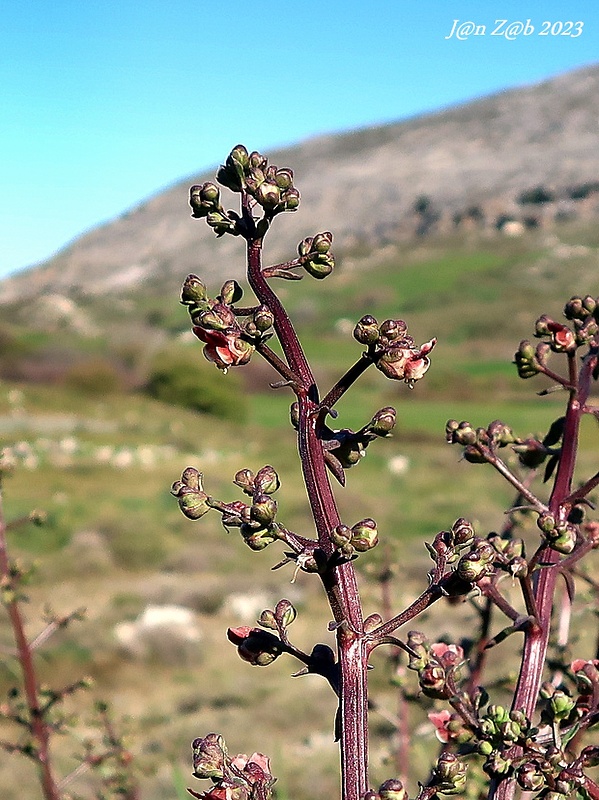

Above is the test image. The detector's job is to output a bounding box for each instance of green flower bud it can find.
[484,752,512,777]
[434,752,468,794]
[253,305,275,332]
[330,524,352,547]
[457,551,493,582]
[274,599,297,628]
[171,485,210,520]
[550,527,576,554]
[478,741,493,756]
[378,778,408,800]
[233,468,255,495]
[304,253,334,279]
[254,465,280,495]
[250,494,278,526]
[230,144,250,169]
[258,609,277,630]
[192,733,226,779]
[350,518,378,552]
[297,236,313,257]
[353,315,380,345]
[181,274,208,306]
[283,187,300,211]
[379,319,408,342]
[516,763,546,791]
[242,528,278,551]
[549,690,575,720]
[219,280,243,305]
[255,182,281,210]
[366,407,396,436]
[206,210,237,237]
[406,630,428,671]
[514,339,540,379]
[311,231,333,254]
[451,518,475,547]
[290,402,300,429]
[274,168,294,189]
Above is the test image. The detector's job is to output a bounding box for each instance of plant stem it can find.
[245,232,369,800]
[493,344,598,800]
[0,483,60,800]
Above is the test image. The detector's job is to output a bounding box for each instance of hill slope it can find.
[1,63,599,303]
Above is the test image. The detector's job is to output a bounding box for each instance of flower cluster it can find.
[181,274,275,371]
[353,315,436,386]
[190,734,275,800]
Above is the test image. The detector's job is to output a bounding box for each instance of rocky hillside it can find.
[2,62,599,302]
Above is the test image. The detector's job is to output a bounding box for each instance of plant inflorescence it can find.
[173,145,599,800]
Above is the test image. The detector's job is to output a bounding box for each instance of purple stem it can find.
[244,226,369,800]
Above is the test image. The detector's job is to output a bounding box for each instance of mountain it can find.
[2,63,599,303]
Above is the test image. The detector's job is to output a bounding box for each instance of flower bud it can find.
[535,315,554,337]
[283,187,300,211]
[297,236,313,257]
[192,733,226,779]
[274,168,294,189]
[379,319,408,342]
[190,183,220,218]
[311,231,333,254]
[250,494,277,526]
[274,599,297,628]
[230,144,250,171]
[304,253,334,279]
[514,438,548,469]
[549,690,575,720]
[378,779,408,800]
[451,518,475,547]
[367,407,396,437]
[550,527,576,554]
[406,630,428,671]
[354,315,380,345]
[434,752,468,794]
[227,626,283,666]
[258,609,277,630]
[181,274,208,306]
[233,469,255,495]
[330,524,352,547]
[419,663,447,698]
[516,762,545,791]
[219,280,243,305]
[457,550,493,582]
[206,210,237,237]
[253,305,274,332]
[514,339,539,379]
[254,465,280,495]
[350,518,379,552]
[255,182,281,211]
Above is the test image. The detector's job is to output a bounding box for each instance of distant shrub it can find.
[64,357,123,395]
[566,180,599,200]
[145,346,247,421]
[517,185,555,205]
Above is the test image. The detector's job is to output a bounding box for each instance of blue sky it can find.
[1,1,598,278]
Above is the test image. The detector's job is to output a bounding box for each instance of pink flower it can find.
[430,642,464,667]
[376,338,436,385]
[193,327,254,370]
[428,709,452,743]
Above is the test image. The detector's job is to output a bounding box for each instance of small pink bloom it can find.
[428,709,452,743]
[193,327,254,370]
[227,626,253,645]
[430,642,464,665]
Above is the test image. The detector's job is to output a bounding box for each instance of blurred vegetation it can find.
[145,345,248,421]
[0,223,597,798]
